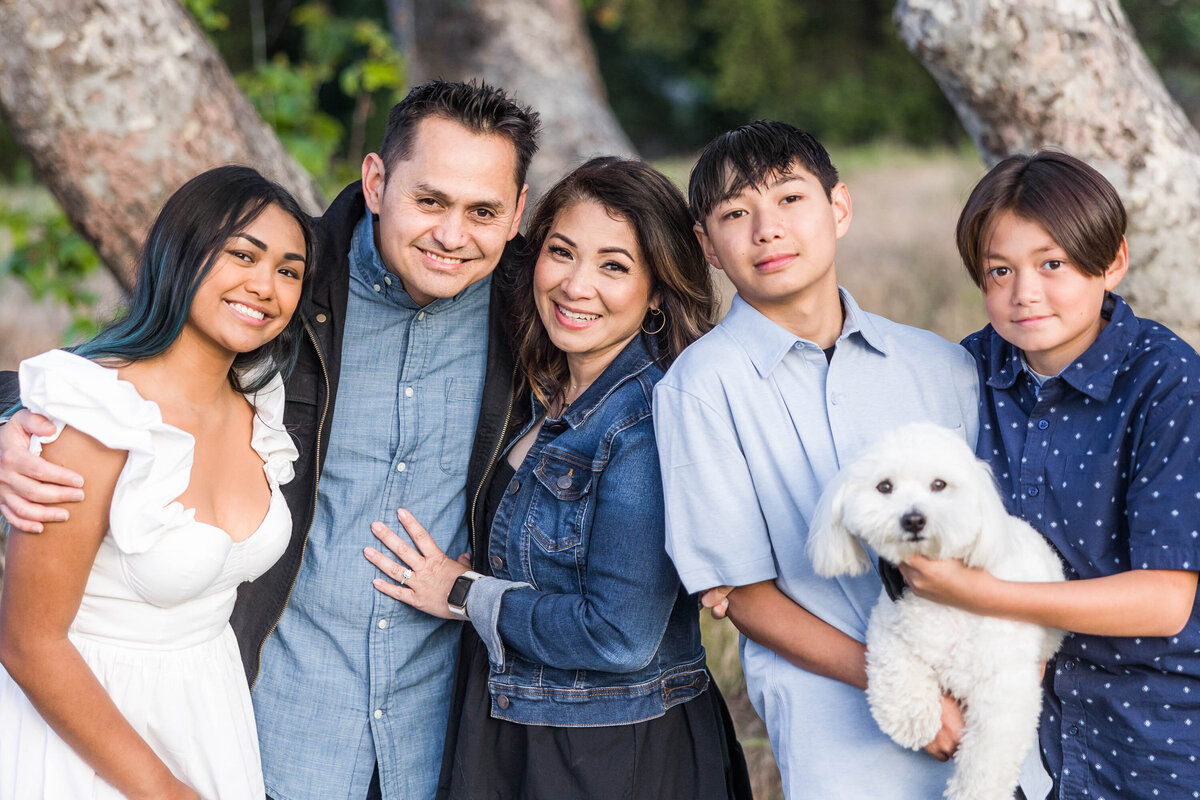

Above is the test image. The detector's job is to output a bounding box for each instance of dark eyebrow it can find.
[414,182,506,214]
[984,244,1063,260]
[599,246,634,260]
[549,232,576,248]
[234,233,305,265]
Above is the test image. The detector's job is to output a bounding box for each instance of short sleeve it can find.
[652,380,777,593]
[1126,389,1200,571]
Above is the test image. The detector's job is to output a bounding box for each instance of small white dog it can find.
[808,422,1064,800]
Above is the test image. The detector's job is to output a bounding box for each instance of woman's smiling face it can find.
[533,200,656,379]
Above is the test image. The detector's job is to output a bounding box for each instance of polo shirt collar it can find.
[985,292,1138,401]
[725,288,889,378]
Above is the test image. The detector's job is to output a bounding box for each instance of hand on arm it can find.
[0,409,85,532]
[724,579,963,760]
[0,427,199,800]
[899,555,1198,637]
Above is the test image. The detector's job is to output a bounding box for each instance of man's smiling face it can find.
[362,114,527,306]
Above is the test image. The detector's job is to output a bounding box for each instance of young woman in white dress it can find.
[0,166,312,799]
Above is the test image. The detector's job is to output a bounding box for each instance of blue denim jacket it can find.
[464,335,709,726]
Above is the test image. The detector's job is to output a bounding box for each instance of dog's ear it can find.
[807,467,871,577]
[962,456,1008,569]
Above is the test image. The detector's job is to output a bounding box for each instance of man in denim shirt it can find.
[0,82,539,800]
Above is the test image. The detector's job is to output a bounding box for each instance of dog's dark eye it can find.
[876,480,893,494]
[931,479,947,492]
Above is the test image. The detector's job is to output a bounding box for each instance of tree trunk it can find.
[894,0,1200,344]
[384,0,636,201]
[0,0,324,290]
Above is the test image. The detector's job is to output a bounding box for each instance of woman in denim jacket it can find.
[365,157,752,799]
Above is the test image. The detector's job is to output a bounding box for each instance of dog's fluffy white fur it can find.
[808,422,1065,800]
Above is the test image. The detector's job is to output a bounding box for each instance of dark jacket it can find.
[0,181,530,684]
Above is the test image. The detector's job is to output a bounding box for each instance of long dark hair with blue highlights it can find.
[74,165,315,394]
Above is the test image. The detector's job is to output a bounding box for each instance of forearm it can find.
[975,568,1197,637]
[495,584,676,673]
[725,580,868,690]
[0,637,181,799]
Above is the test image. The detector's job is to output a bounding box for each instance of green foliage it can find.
[0,201,102,342]
[589,0,968,150]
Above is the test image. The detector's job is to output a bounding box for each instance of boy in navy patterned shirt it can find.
[899,151,1200,800]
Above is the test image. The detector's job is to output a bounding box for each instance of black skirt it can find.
[435,627,753,800]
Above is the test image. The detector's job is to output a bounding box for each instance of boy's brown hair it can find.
[956,151,1126,288]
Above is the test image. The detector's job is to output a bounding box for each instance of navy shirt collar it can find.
[985,292,1138,402]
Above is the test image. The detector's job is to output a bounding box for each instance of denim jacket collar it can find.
[531,335,657,430]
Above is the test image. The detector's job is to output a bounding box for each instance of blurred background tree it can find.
[3,4,1200,794]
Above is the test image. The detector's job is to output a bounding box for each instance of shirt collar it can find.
[724,288,889,378]
[985,292,1138,401]
[537,335,657,429]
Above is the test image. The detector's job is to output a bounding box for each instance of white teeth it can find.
[423,250,465,265]
[227,301,266,320]
[557,304,599,321]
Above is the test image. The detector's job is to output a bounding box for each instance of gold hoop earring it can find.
[642,307,666,335]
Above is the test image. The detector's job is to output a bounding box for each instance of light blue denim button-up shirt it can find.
[253,214,490,800]
[654,290,978,799]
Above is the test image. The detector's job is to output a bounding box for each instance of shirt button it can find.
[373,284,381,292]
[1068,725,1079,736]
[405,387,414,398]
[556,474,572,490]
[490,554,503,570]
[1038,419,1049,430]
[378,619,388,629]
[384,275,392,286]
[373,709,383,719]
[496,695,511,710]
[397,462,407,472]
[417,311,426,322]
[506,480,521,495]
[1027,486,1039,497]
[1063,659,1075,671]
[315,313,327,324]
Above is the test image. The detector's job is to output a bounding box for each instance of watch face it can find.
[448,574,474,607]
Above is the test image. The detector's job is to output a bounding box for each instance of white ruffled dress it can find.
[0,350,296,799]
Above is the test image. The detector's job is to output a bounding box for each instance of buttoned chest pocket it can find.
[440,377,484,476]
[527,455,595,553]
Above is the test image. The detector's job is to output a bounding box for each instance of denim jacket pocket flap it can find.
[528,455,594,552]
[532,455,594,501]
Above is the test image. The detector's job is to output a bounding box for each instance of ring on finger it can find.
[399,567,414,586]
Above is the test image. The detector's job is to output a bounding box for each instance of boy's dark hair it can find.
[688,120,840,227]
[378,79,540,189]
[957,151,1127,289]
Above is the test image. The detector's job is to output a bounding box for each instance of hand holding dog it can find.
[899,555,1001,614]
[922,693,964,762]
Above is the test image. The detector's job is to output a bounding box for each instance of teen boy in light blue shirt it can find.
[653,121,978,798]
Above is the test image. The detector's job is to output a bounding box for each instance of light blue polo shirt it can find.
[653,290,978,799]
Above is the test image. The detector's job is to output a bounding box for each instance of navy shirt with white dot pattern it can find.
[963,293,1200,800]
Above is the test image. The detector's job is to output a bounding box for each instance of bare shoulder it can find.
[39,427,128,532]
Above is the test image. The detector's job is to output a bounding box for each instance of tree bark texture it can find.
[0,0,324,290]
[895,0,1200,343]
[386,0,636,201]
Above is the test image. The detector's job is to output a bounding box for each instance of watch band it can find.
[447,570,483,621]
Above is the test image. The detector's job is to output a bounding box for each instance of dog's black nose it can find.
[900,511,926,534]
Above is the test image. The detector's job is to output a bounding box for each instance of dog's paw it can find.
[869,697,943,750]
